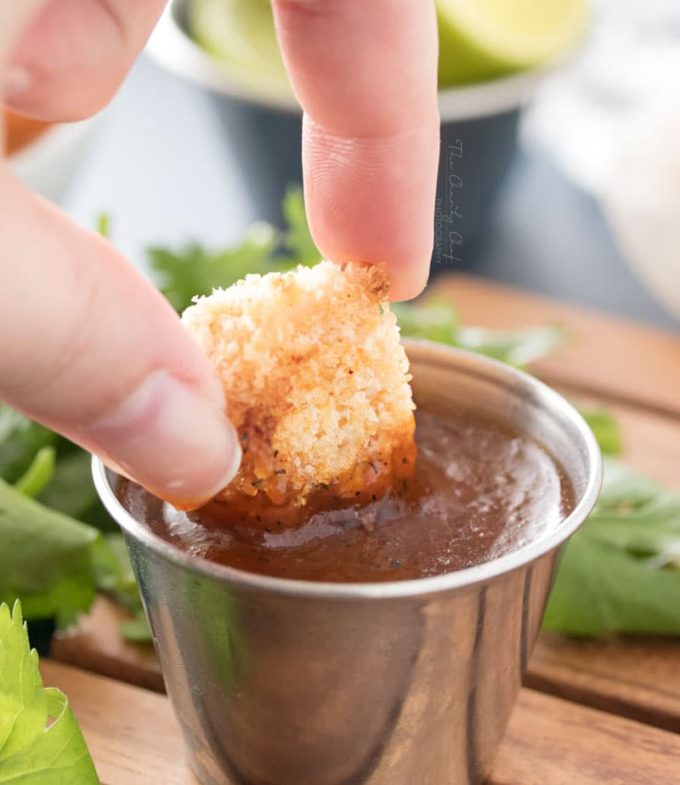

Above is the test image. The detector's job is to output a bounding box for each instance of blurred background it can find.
[5,0,680,327]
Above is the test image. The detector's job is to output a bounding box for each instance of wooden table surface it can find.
[46,274,680,783]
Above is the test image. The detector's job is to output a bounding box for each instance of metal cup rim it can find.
[92,340,602,600]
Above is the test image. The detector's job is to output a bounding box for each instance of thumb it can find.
[0,169,240,508]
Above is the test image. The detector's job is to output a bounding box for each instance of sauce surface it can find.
[118,409,574,582]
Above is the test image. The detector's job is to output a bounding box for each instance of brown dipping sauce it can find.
[118,408,574,582]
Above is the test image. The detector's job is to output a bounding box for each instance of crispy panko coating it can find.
[182,261,416,512]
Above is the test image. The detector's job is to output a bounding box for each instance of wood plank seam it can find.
[524,671,680,735]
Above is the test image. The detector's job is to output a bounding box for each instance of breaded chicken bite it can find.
[182,261,416,512]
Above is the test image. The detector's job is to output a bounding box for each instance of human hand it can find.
[1,2,241,508]
[271,0,440,301]
[0,0,438,507]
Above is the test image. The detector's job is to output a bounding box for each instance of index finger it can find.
[272,0,440,301]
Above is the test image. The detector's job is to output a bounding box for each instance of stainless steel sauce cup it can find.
[93,341,602,785]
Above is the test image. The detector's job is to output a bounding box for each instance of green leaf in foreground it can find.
[0,478,101,627]
[0,602,98,784]
[580,407,623,457]
[544,460,680,636]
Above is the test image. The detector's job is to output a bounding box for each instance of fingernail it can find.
[3,66,32,99]
[86,370,241,507]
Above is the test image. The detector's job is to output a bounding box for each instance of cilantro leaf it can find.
[93,534,141,611]
[119,611,152,644]
[96,212,111,239]
[392,298,459,344]
[0,404,108,526]
[0,602,98,784]
[91,533,152,644]
[394,298,563,367]
[544,460,680,636]
[280,186,322,267]
[149,223,277,312]
[544,529,680,637]
[37,447,111,528]
[14,447,56,498]
[0,405,56,485]
[148,188,320,314]
[0,478,102,627]
[0,403,121,625]
[455,323,565,367]
[580,407,623,457]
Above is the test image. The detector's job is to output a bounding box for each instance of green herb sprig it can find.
[0,601,99,783]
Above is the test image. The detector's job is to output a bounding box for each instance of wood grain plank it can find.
[41,661,680,785]
[436,274,680,417]
[489,689,680,785]
[527,634,680,734]
[51,599,164,693]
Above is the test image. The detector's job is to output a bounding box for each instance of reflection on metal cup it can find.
[93,341,601,785]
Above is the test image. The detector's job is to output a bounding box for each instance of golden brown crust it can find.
[182,261,416,511]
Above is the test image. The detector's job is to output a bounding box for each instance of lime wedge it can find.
[188,0,289,88]
[436,0,588,86]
